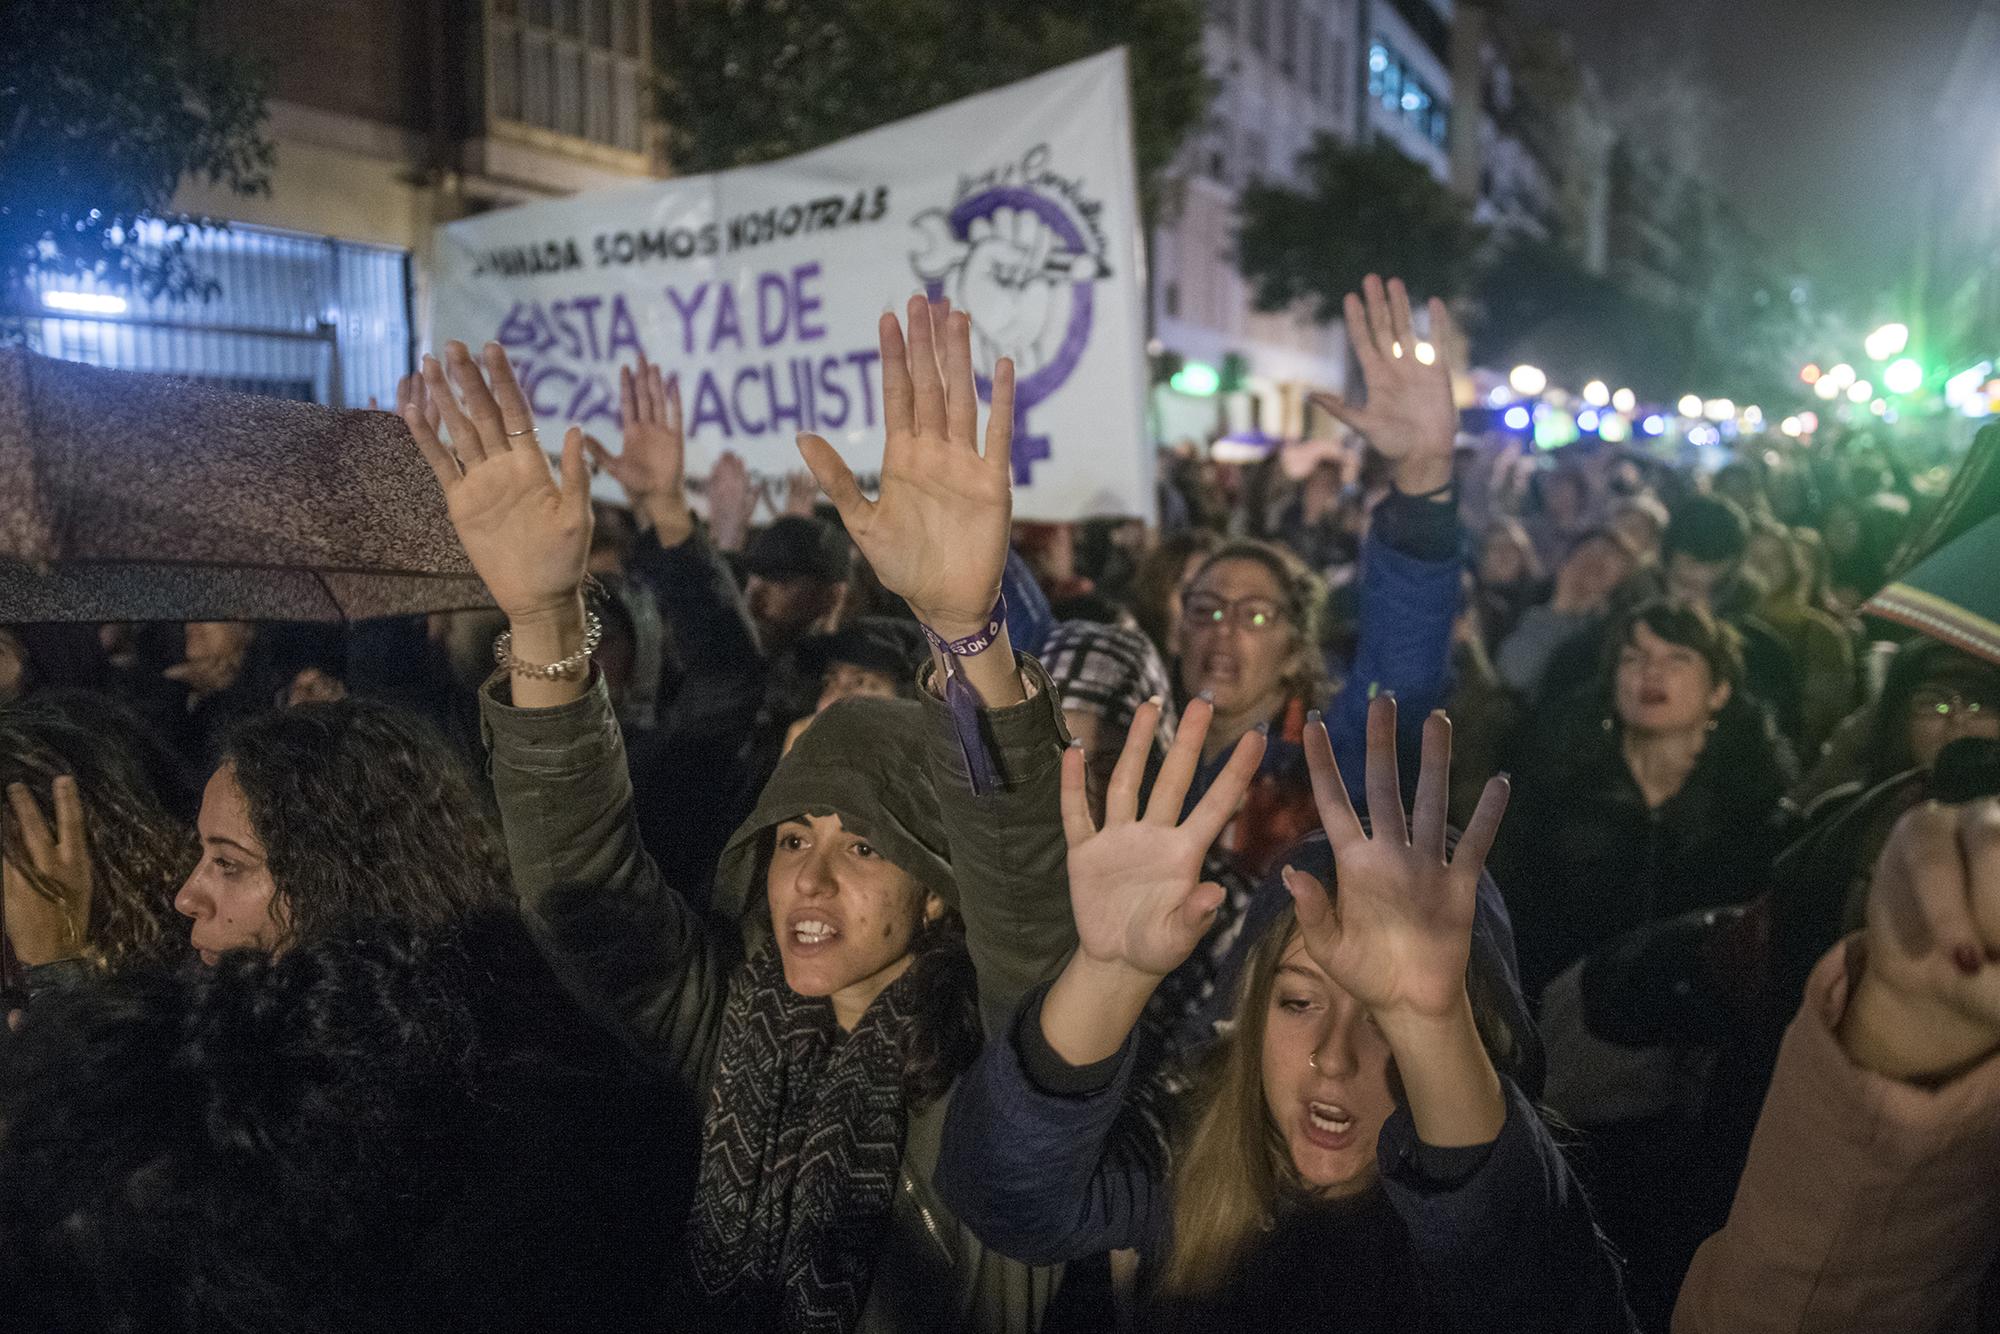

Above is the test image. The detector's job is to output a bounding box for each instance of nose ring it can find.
[1308,1051,1319,1071]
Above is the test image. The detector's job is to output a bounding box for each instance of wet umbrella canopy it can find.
[1866,510,2000,668]
[0,348,491,622]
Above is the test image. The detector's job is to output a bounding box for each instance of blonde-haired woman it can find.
[935,696,1635,1331]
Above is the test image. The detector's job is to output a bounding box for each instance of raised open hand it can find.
[1283,696,1509,1022]
[796,293,1016,638]
[1062,696,1266,979]
[584,355,685,534]
[782,469,820,518]
[1842,797,2000,1080]
[705,451,757,553]
[1309,275,1460,493]
[4,777,92,966]
[400,341,591,624]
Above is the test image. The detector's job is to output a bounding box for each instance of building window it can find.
[12,221,412,408]
[1368,40,1449,148]
[488,0,648,154]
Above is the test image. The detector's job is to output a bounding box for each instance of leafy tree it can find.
[0,0,273,302]
[654,0,1209,221]
[1235,138,1489,317]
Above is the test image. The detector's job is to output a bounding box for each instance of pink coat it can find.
[1675,937,2000,1332]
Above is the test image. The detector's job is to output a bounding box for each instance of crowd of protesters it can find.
[1,271,1997,1334]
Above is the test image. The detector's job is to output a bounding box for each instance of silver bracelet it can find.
[493,611,602,680]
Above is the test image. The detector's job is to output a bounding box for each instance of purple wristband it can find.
[919,594,1008,658]
[921,593,1008,797]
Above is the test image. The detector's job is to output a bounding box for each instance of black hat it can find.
[742,515,851,584]
[797,616,928,690]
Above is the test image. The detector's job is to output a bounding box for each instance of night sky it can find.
[1520,0,1984,313]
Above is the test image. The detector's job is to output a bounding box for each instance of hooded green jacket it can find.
[480,658,1075,1333]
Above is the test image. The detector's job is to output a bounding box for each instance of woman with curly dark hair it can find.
[173,699,512,961]
[4,666,693,1332]
[3,692,197,986]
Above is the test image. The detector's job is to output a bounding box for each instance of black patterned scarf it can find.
[687,942,926,1334]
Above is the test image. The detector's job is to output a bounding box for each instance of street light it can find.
[1583,380,1610,407]
[41,289,128,315]
[1883,357,1924,395]
[1612,387,1636,414]
[1678,394,1704,417]
[1847,379,1874,403]
[1169,361,1221,396]
[1509,364,1547,396]
[1864,322,1910,361]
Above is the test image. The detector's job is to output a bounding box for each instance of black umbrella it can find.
[0,348,490,622]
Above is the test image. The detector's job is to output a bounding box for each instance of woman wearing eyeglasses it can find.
[1142,280,1474,1040]
[1173,279,1468,885]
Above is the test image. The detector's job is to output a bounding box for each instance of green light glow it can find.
[1169,361,1220,396]
[1883,357,1924,395]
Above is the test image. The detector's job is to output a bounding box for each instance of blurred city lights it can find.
[1800,363,1822,384]
[1535,407,1579,450]
[1945,362,1993,406]
[41,289,128,315]
[1799,411,1818,433]
[1582,380,1610,407]
[1509,364,1548,395]
[1611,387,1636,414]
[1169,360,1220,396]
[1743,405,1764,427]
[1780,416,1802,437]
[1814,377,1841,400]
[1864,322,1910,361]
[1883,357,1924,395]
[1828,362,1857,387]
[1870,398,1889,416]
[1598,413,1630,443]
[1641,414,1666,435]
[1702,398,1736,421]
[1487,386,1514,407]
[1677,394,1704,417]
[1847,380,1873,403]
[1503,405,1531,430]
[1577,408,1601,431]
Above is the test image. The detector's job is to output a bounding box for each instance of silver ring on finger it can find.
[505,425,538,438]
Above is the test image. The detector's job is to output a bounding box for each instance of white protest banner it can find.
[431,49,1152,522]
